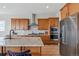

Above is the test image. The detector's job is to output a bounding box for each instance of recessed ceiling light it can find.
[3,6,6,8]
[46,5,49,8]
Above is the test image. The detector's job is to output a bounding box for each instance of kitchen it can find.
[0,3,79,56]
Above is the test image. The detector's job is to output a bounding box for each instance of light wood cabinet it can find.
[11,19,16,30]
[41,45,59,56]
[6,47,21,52]
[49,17,59,27]
[41,35,50,44]
[60,4,69,20]
[68,3,79,15]
[60,3,79,20]
[20,19,29,30]
[38,18,49,30]
[15,19,20,30]
[11,18,29,30]
[25,47,40,56]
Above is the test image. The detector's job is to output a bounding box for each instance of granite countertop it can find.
[0,37,44,46]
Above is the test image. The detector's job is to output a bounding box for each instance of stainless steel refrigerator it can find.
[60,13,79,56]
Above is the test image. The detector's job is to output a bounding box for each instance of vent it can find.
[29,13,38,26]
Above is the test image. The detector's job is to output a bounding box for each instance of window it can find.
[0,21,5,31]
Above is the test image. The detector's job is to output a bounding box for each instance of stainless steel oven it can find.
[50,27,58,40]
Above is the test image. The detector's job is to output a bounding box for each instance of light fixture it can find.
[2,6,6,8]
[46,5,49,8]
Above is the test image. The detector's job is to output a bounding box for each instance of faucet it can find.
[9,29,17,39]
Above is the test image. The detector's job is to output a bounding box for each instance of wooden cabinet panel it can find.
[20,19,29,30]
[60,3,79,20]
[41,45,59,56]
[49,17,59,27]
[68,3,79,15]
[11,19,16,30]
[11,18,29,30]
[15,19,20,30]
[25,47,40,56]
[38,19,49,30]
[41,35,50,44]
[60,5,69,20]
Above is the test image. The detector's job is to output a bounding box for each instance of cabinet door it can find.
[61,5,69,20]
[49,18,59,27]
[38,19,49,30]
[68,3,79,15]
[41,45,59,56]
[23,19,29,30]
[15,19,20,30]
[11,19,16,30]
[20,19,29,30]
[41,35,50,44]
[11,18,29,30]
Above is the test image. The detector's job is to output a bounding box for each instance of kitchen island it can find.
[0,37,44,56]
[0,35,59,56]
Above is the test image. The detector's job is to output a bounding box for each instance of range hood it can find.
[29,13,38,26]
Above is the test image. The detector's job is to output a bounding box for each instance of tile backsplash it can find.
[15,30,48,35]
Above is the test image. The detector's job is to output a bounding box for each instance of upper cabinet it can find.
[68,3,79,15]
[38,18,49,30]
[19,19,29,30]
[11,19,16,30]
[49,17,59,27]
[60,4,69,20]
[15,19,20,30]
[60,3,79,20]
[11,18,29,30]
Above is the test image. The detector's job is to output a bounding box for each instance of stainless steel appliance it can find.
[50,27,58,40]
[60,13,79,56]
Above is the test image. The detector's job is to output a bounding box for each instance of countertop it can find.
[0,37,44,46]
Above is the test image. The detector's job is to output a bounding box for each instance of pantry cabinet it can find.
[11,18,29,30]
[38,18,49,30]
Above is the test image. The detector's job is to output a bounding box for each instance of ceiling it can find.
[0,3,65,16]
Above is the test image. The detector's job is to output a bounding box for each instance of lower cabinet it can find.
[25,47,41,56]
[6,47,21,52]
[41,45,59,56]
[0,45,59,56]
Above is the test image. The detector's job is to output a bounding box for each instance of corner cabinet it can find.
[11,18,29,30]
[38,18,49,30]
